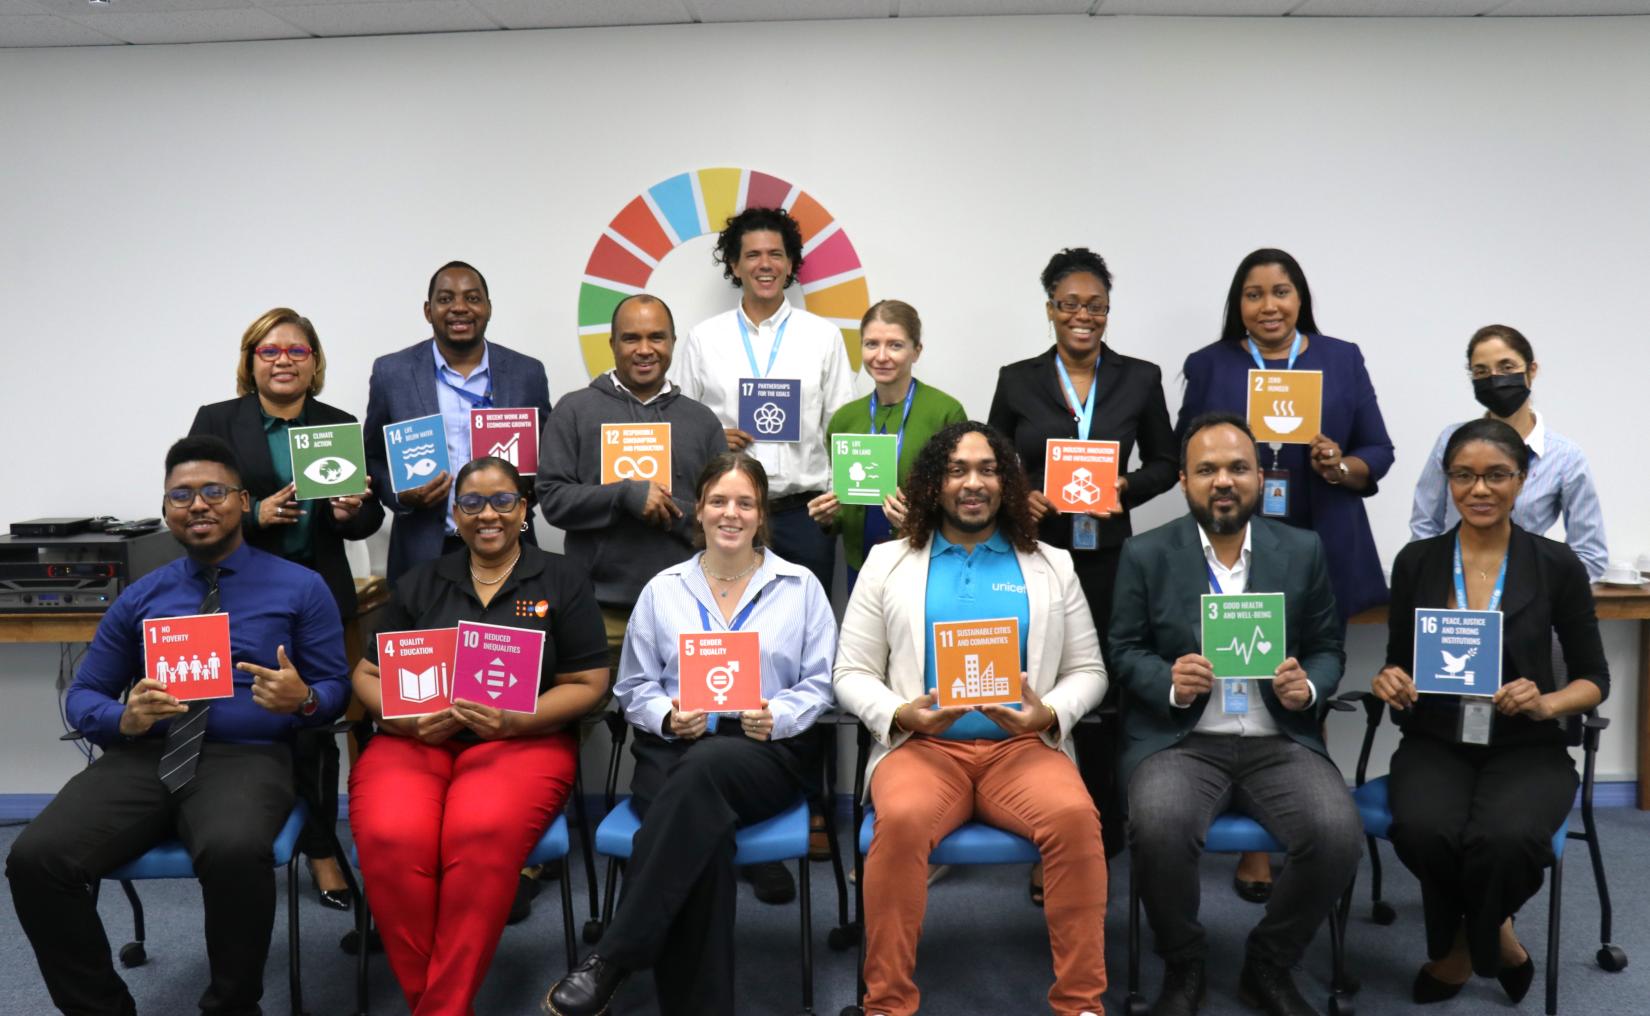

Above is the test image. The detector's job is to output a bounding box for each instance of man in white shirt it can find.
[1108,412,1361,1016]
[674,207,856,598]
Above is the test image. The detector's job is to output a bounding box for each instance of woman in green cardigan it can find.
[808,300,968,589]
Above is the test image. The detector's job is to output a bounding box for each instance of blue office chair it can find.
[1337,691,1627,1016]
[591,712,821,1015]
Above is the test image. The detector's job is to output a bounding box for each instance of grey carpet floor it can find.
[1,807,1646,1015]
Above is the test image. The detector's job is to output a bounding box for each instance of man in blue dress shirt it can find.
[6,435,349,1016]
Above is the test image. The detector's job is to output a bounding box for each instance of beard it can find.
[941,504,995,535]
[1186,487,1257,536]
[173,520,240,562]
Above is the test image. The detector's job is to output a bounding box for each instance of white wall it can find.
[2,14,1646,794]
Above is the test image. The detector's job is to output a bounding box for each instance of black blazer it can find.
[190,394,385,619]
[1384,524,1610,747]
[988,343,1178,552]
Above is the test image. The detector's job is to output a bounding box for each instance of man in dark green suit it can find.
[1109,412,1361,1016]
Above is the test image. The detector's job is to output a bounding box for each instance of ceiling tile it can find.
[62,7,304,41]
[1096,0,1296,13]
[1490,0,1650,12]
[264,0,494,35]
[466,0,690,28]
[898,0,1091,14]
[30,0,250,12]
[0,12,123,44]
[690,0,890,22]
[1293,0,1496,14]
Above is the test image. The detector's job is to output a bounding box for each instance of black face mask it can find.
[1473,373,1530,417]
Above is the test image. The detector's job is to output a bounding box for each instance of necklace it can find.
[701,556,759,597]
[469,549,521,586]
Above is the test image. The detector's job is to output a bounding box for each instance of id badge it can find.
[1458,699,1493,745]
[1072,514,1099,551]
[1222,679,1250,715]
[1262,468,1290,518]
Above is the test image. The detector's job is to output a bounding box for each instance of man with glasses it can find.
[6,435,350,1016]
[365,260,554,582]
[535,293,727,669]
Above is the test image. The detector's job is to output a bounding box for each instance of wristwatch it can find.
[299,686,319,717]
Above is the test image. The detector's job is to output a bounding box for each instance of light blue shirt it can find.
[1409,413,1608,580]
[431,342,493,535]
[615,550,837,740]
[924,530,1032,741]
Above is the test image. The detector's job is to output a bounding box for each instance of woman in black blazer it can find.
[190,307,383,909]
[1373,418,1608,1005]
[987,248,1177,886]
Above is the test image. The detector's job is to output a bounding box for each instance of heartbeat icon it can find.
[1216,626,1274,665]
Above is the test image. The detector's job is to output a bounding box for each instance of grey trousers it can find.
[1127,733,1362,967]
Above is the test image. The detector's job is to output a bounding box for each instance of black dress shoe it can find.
[1497,953,1535,1003]
[543,953,625,1016]
[508,872,542,925]
[1411,965,1467,1004]
[1151,958,1206,1016]
[742,861,796,904]
[306,859,353,912]
[1238,957,1318,1016]
[1233,873,1273,904]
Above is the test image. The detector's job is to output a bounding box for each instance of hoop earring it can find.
[520,521,529,532]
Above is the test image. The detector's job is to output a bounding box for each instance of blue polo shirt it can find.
[924,529,1031,741]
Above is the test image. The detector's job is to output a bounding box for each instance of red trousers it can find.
[349,732,577,1016]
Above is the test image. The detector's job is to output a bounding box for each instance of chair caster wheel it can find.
[1598,944,1629,972]
[1371,901,1397,925]
[1328,994,1354,1016]
[826,924,861,951]
[1125,995,1150,1016]
[118,942,146,968]
[582,919,603,944]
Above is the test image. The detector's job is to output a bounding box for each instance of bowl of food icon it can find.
[1262,416,1304,435]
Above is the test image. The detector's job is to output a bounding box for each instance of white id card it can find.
[1072,514,1099,551]
[1222,679,1250,715]
[1458,699,1493,745]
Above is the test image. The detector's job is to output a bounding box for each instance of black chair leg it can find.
[288,855,304,1016]
[1366,834,1395,925]
[1546,853,1564,1016]
[1126,851,1146,1016]
[600,857,621,932]
[355,905,372,1016]
[1333,874,1360,996]
[825,799,849,932]
[571,764,602,943]
[798,857,814,1014]
[117,880,148,968]
[559,856,578,971]
[846,810,866,1016]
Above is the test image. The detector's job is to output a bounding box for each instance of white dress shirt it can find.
[675,299,855,497]
[1171,523,1313,736]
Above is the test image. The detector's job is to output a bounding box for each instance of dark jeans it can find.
[768,501,835,598]
[292,728,339,861]
[1387,732,1576,976]
[1127,733,1361,967]
[6,740,295,1016]
[598,729,816,1016]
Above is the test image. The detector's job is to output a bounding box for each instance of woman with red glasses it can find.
[189,307,383,910]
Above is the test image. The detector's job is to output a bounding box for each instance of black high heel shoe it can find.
[1412,965,1467,1004]
[306,858,353,912]
[1498,952,1535,1003]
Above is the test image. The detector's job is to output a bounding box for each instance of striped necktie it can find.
[158,566,219,793]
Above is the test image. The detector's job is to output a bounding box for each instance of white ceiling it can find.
[2,0,1647,48]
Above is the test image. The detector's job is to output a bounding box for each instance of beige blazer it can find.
[832,535,1107,796]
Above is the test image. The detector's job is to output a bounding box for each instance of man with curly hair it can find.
[833,421,1109,1016]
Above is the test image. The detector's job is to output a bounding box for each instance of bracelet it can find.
[891,702,910,733]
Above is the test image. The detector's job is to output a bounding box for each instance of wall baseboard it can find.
[4,783,1642,824]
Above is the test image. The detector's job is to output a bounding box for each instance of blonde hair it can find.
[236,308,326,398]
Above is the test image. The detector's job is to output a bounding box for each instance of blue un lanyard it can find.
[1247,332,1303,371]
[736,313,789,379]
[1453,535,1507,612]
[696,590,763,632]
[434,362,493,408]
[870,380,918,463]
[1054,357,1097,439]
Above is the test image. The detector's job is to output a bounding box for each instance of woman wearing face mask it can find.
[1176,248,1395,903]
[808,300,968,590]
[1409,324,1607,580]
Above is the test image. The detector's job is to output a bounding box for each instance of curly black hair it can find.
[902,422,1038,554]
[1040,247,1113,296]
[713,207,805,290]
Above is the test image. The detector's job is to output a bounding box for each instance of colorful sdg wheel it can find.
[577,167,871,376]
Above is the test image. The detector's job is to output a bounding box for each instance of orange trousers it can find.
[862,733,1108,1016]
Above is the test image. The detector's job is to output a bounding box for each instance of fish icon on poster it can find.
[452,621,544,714]
[469,408,540,475]
[384,414,452,494]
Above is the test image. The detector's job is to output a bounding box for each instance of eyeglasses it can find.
[164,484,244,508]
[456,492,523,515]
[254,344,313,362]
[1445,469,1522,489]
[1050,298,1110,317]
[1467,361,1525,379]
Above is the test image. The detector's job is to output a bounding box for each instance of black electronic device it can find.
[10,517,95,538]
[0,529,182,613]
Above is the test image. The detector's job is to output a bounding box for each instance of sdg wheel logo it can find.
[576,167,871,377]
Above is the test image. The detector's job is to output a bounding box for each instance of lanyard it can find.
[1247,331,1303,371]
[697,589,763,631]
[1453,535,1508,612]
[1206,561,1225,595]
[736,313,789,379]
[1054,357,1097,439]
[870,380,918,464]
[434,363,493,408]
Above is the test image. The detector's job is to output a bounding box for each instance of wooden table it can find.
[1351,584,1650,809]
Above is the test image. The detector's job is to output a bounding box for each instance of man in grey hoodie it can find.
[536,293,728,665]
